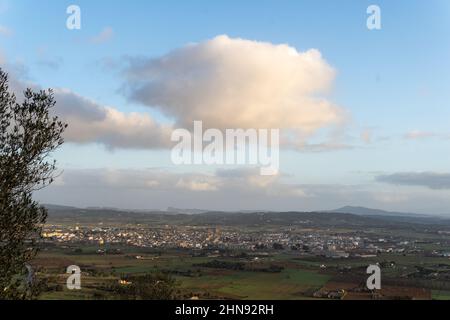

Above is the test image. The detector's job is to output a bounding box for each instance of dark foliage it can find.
[0,69,66,299]
[107,273,179,300]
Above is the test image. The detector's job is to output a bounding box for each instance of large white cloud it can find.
[123,35,346,135]
[2,35,348,151]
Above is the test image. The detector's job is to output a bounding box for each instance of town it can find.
[30,207,450,300]
[42,223,444,259]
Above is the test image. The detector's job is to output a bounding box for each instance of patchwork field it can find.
[32,244,449,300]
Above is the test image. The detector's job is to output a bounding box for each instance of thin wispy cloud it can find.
[0,25,12,37]
[376,172,450,190]
[35,46,63,70]
[361,129,373,144]
[37,57,63,70]
[90,27,114,44]
[403,130,436,140]
[35,168,450,214]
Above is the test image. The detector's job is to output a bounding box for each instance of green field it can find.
[35,248,330,299]
[176,268,330,300]
[32,244,450,300]
[432,290,450,300]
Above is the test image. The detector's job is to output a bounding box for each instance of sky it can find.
[1,0,450,214]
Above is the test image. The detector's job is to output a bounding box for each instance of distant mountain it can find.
[328,206,450,225]
[43,204,79,211]
[330,206,430,218]
[43,203,450,228]
[166,207,209,215]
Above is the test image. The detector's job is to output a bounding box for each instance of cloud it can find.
[361,129,373,144]
[376,172,450,190]
[0,25,12,37]
[299,141,354,152]
[2,36,350,152]
[122,35,346,137]
[373,192,409,204]
[0,58,172,150]
[36,167,315,210]
[53,89,173,149]
[403,130,436,140]
[48,167,307,197]
[36,168,450,214]
[90,27,114,44]
[176,177,220,192]
[35,46,64,70]
[0,55,34,95]
[37,57,63,70]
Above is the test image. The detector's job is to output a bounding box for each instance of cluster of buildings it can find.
[41,224,438,258]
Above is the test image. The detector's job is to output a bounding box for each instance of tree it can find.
[111,273,179,300]
[0,69,67,299]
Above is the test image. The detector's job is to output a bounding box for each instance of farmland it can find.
[30,206,450,300]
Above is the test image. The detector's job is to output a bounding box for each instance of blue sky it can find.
[1,0,450,213]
